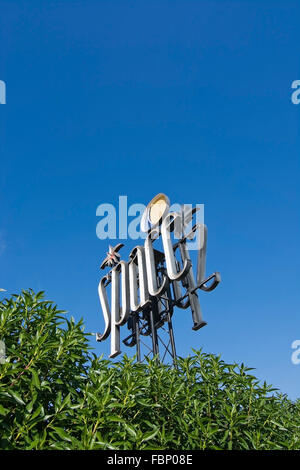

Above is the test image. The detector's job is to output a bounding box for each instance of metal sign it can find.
[97,194,220,364]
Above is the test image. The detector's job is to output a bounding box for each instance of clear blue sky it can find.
[0,1,299,399]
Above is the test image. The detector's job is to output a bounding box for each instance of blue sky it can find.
[0,1,299,399]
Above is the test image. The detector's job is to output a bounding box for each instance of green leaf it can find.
[141,428,159,443]
[51,427,72,442]
[25,396,37,414]
[31,370,41,389]
[0,404,8,415]
[107,415,125,423]
[30,404,43,421]
[124,423,137,438]
[8,390,25,405]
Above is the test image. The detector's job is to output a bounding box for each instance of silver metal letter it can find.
[114,261,130,326]
[161,212,191,281]
[97,261,130,358]
[197,224,207,284]
[97,274,111,341]
[179,238,207,330]
[129,246,150,312]
[110,261,130,358]
[145,228,168,297]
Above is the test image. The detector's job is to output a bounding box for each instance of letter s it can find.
[97,275,111,341]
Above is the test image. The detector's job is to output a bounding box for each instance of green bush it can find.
[0,290,299,450]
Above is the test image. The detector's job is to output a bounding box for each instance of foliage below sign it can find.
[0,290,299,450]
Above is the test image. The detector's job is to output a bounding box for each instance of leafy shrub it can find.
[0,290,299,450]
